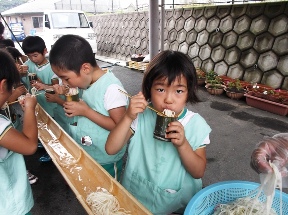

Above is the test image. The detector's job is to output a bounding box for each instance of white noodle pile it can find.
[86,187,131,215]
[162,109,175,117]
[31,87,38,96]
[213,161,282,215]
[66,87,78,96]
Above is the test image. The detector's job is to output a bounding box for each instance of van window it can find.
[32,16,43,28]
[51,12,90,28]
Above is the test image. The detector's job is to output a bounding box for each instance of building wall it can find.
[3,13,43,36]
[90,2,288,90]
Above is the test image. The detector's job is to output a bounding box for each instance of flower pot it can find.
[197,78,206,86]
[245,94,288,116]
[206,87,224,95]
[225,91,245,100]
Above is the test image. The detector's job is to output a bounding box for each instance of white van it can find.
[38,10,97,55]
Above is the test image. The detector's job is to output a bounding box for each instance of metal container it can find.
[28,73,37,81]
[45,88,55,94]
[153,114,177,142]
[51,78,59,85]
[65,93,79,102]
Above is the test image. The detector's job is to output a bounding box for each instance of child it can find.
[22,36,57,162]
[49,34,128,180]
[0,49,38,214]
[105,50,212,214]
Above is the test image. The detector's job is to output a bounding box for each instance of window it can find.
[32,16,43,28]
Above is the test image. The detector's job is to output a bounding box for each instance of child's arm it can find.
[0,94,38,155]
[7,85,27,102]
[166,122,207,179]
[63,100,126,131]
[106,92,148,154]
[45,93,65,106]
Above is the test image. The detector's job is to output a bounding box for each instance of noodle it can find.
[162,109,175,117]
[86,187,131,215]
[213,161,282,215]
[66,87,78,96]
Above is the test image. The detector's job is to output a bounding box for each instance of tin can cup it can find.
[153,114,177,142]
[45,88,55,94]
[51,78,59,85]
[20,65,28,73]
[28,73,37,81]
[65,93,79,102]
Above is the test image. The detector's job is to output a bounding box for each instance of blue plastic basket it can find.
[184,180,288,215]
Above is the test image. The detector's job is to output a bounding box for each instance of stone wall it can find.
[90,2,288,90]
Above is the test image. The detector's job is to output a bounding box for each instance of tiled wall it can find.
[90,2,288,90]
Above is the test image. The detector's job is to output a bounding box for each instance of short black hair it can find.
[142,50,199,103]
[49,34,97,74]
[0,39,15,48]
[6,47,23,60]
[0,22,4,35]
[22,36,46,55]
[0,49,20,91]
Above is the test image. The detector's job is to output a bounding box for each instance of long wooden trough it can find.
[36,104,152,215]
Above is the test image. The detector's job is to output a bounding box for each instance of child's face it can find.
[27,51,46,66]
[51,65,90,89]
[150,75,188,115]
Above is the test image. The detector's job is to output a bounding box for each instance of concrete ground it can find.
[25,57,288,215]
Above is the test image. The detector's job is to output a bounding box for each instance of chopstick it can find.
[7,92,44,105]
[118,89,166,116]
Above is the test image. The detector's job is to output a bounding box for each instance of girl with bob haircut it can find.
[106,50,212,214]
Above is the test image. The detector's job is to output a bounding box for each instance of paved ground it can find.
[25,58,288,215]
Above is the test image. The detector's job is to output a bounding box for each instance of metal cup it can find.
[51,78,59,85]
[45,88,55,94]
[65,93,79,102]
[20,65,28,73]
[28,73,37,81]
[153,114,177,142]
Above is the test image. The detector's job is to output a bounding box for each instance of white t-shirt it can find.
[104,84,128,110]
[0,117,12,159]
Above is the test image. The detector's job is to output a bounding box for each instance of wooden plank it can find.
[36,104,152,215]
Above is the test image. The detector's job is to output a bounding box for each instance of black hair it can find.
[6,47,23,60]
[49,34,97,74]
[0,49,20,91]
[142,50,200,103]
[0,39,15,48]
[0,22,4,38]
[22,36,46,55]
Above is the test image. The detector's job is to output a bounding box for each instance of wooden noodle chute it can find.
[36,104,152,215]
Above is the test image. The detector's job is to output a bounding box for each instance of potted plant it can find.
[205,70,218,84]
[224,79,246,100]
[245,84,288,116]
[205,76,225,95]
[196,68,206,86]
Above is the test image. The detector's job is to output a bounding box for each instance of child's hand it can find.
[126,92,148,120]
[19,94,37,110]
[45,93,59,103]
[14,85,27,97]
[63,100,88,117]
[166,121,187,147]
[32,82,46,90]
[53,84,68,95]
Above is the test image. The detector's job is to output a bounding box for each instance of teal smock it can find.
[122,108,212,215]
[53,94,76,137]
[0,115,34,215]
[24,59,57,117]
[70,71,127,177]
